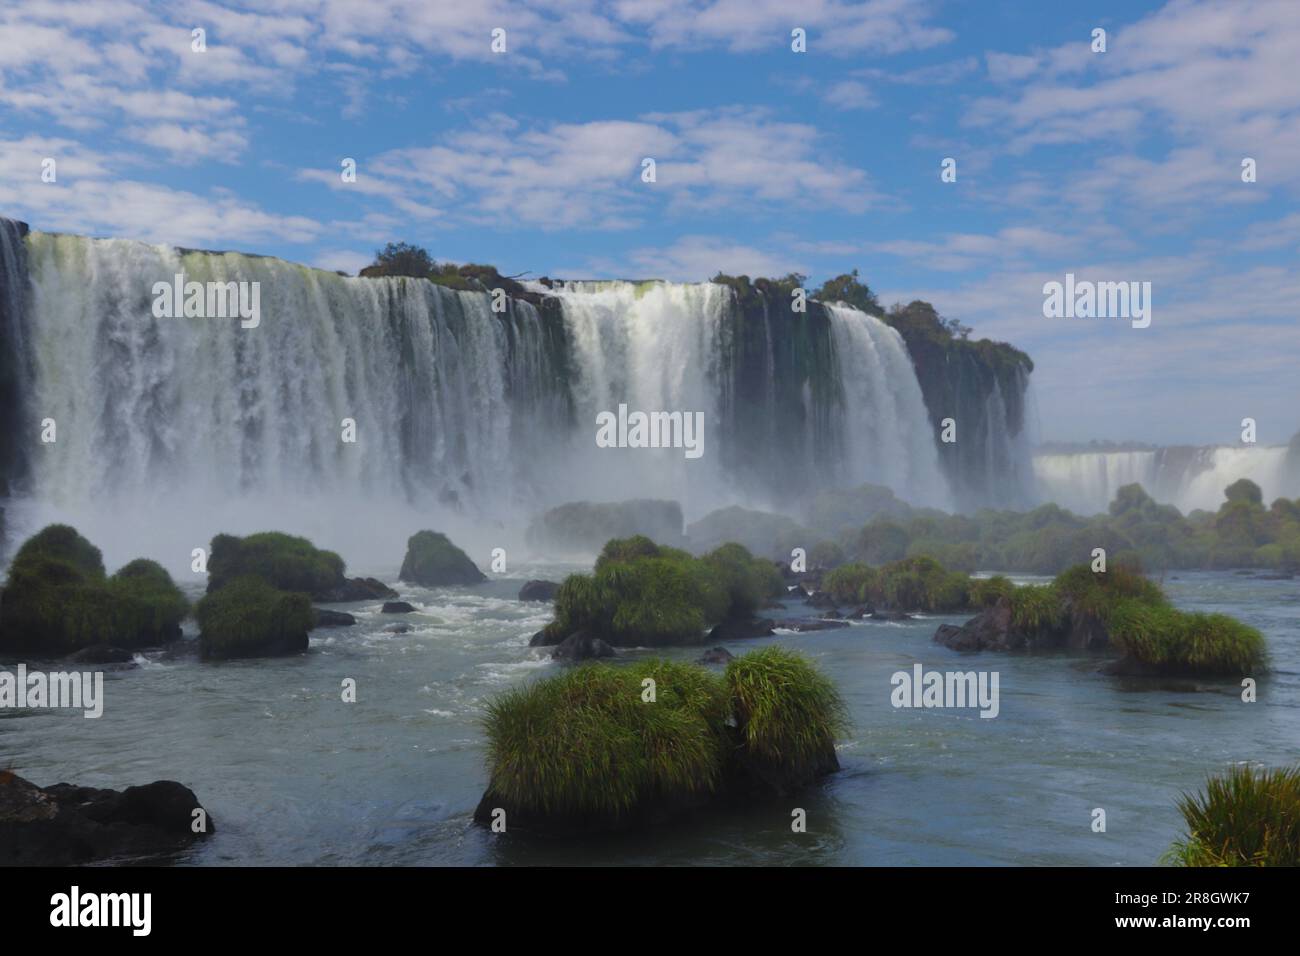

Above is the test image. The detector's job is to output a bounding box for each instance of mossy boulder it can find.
[398,530,485,587]
[194,576,313,660]
[0,525,188,656]
[474,647,844,834]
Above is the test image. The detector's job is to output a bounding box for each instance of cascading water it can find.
[1033,445,1300,515]
[0,222,982,570]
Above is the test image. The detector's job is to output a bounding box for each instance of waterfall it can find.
[1033,445,1299,515]
[824,304,949,508]
[1,223,973,570]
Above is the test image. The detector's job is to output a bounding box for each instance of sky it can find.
[1,0,1297,446]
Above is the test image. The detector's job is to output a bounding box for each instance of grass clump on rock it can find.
[474,647,844,833]
[1166,764,1300,866]
[541,537,781,647]
[0,525,188,655]
[194,576,314,661]
[207,531,345,596]
[399,530,486,587]
[1107,602,1267,676]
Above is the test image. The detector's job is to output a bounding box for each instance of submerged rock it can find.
[68,646,134,665]
[870,609,912,622]
[518,580,560,602]
[696,646,735,665]
[381,601,416,614]
[317,577,399,602]
[706,617,775,642]
[782,618,851,633]
[383,623,413,634]
[0,770,213,865]
[552,631,615,661]
[399,530,486,587]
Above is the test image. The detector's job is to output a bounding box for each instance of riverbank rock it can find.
[934,599,1016,652]
[551,631,615,661]
[399,530,486,586]
[0,770,213,865]
[518,580,560,601]
[782,618,851,633]
[312,608,356,627]
[68,646,134,664]
[696,646,735,665]
[706,617,775,642]
[381,601,416,614]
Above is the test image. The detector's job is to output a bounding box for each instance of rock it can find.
[845,605,874,619]
[312,608,356,627]
[821,609,843,619]
[529,628,562,647]
[518,579,560,602]
[706,618,775,642]
[933,599,1015,652]
[782,618,850,633]
[804,590,838,609]
[399,530,486,586]
[696,646,735,665]
[551,631,615,661]
[383,623,413,634]
[381,601,416,614]
[870,609,912,621]
[316,576,399,602]
[0,770,213,865]
[68,646,134,664]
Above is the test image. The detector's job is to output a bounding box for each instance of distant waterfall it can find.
[1,223,971,569]
[1033,445,1299,514]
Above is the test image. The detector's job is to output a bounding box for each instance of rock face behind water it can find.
[0,770,212,865]
[399,530,486,586]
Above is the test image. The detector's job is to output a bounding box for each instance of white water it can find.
[1033,445,1298,515]
[2,232,957,571]
[824,303,949,508]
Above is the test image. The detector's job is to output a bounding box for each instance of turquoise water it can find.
[2,569,1295,866]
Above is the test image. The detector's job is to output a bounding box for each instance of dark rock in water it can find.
[383,623,413,634]
[696,646,735,665]
[1257,572,1295,581]
[317,576,398,602]
[552,631,615,661]
[707,617,775,642]
[870,609,912,622]
[845,605,874,619]
[399,530,486,586]
[804,589,837,609]
[312,608,356,627]
[529,628,562,647]
[518,579,560,602]
[783,618,850,633]
[381,601,416,614]
[934,600,1014,652]
[821,609,843,619]
[68,646,134,664]
[0,770,213,865]
[786,584,808,599]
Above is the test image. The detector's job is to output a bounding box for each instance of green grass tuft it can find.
[1108,600,1268,675]
[1166,764,1300,866]
[194,576,313,660]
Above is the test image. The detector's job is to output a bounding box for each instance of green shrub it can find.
[823,562,877,605]
[195,576,313,660]
[479,649,844,828]
[1007,584,1064,633]
[1167,764,1300,866]
[482,659,730,820]
[875,556,970,612]
[725,646,847,785]
[207,531,345,595]
[0,527,188,654]
[1052,562,1166,623]
[970,575,1014,608]
[1107,601,1268,676]
[702,543,782,618]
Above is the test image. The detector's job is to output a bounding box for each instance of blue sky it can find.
[1,0,1297,446]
